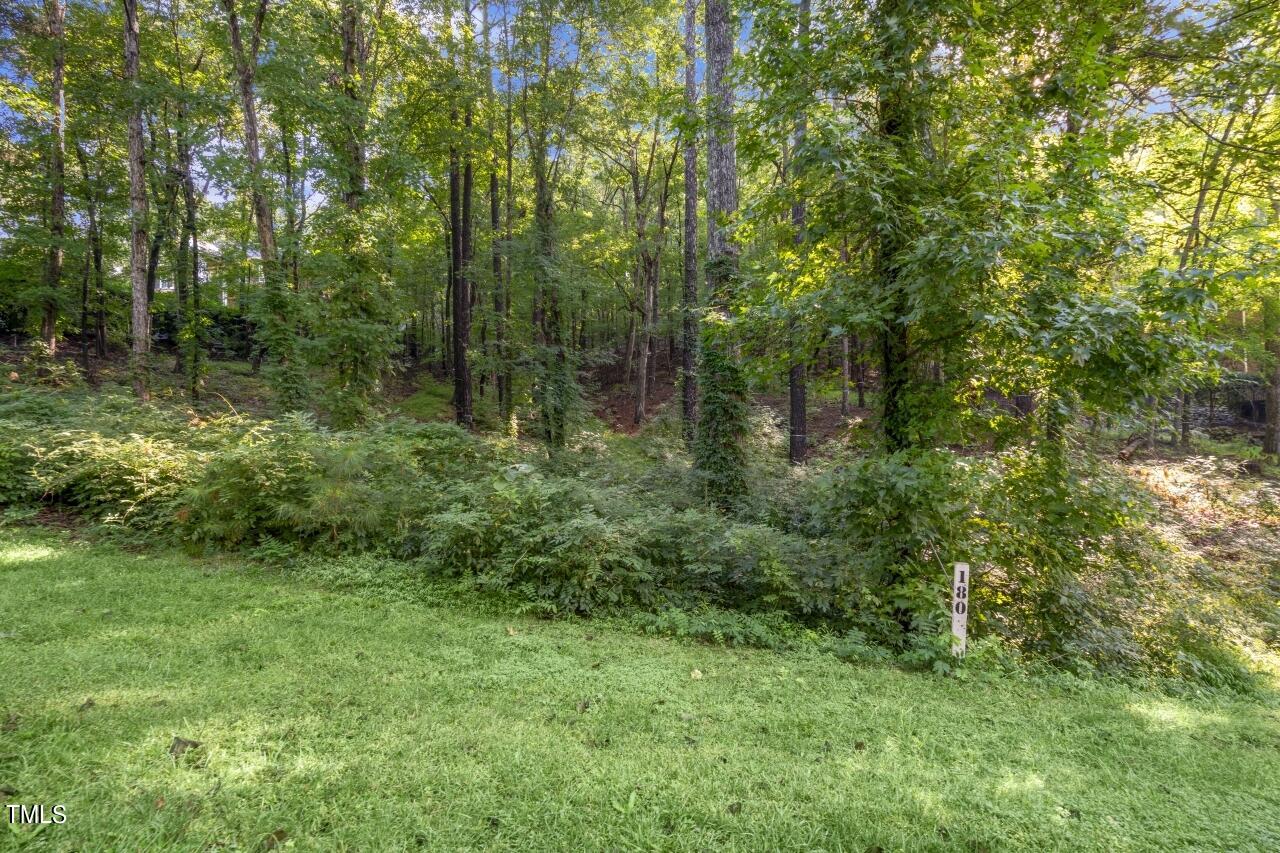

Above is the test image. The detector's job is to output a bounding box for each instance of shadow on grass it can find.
[1,527,1278,850]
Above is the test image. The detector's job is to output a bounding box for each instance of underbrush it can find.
[0,383,1272,694]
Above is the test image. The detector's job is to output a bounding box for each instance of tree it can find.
[786,0,808,464]
[694,0,748,502]
[39,0,65,356]
[168,0,204,397]
[448,2,476,430]
[221,0,306,410]
[680,0,699,445]
[124,0,150,400]
[871,0,923,454]
[514,0,594,450]
[313,0,398,426]
[588,11,681,425]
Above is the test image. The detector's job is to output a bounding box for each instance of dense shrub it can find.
[0,385,1262,691]
[20,340,84,388]
[184,416,496,551]
[409,473,681,613]
[800,450,977,643]
[33,431,199,530]
[0,421,40,506]
[970,450,1258,687]
[631,606,800,650]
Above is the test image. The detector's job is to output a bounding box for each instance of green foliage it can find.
[802,450,974,645]
[410,472,669,614]
[693,328,749,506]
[530,348,583,452]
[396,377,454,421]
[0,386,1267,692]
[5,526,1279,851]
[974,449,1258,689]
[184,416,489,551]
[311,209,399,427]
[31,430,198,531]
[19,340,84,388]
[0,421,40,507]
[631,606,799,650]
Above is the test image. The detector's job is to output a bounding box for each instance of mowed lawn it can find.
[1,528,1278,851]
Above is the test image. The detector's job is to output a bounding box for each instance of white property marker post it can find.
[951,562,970,657]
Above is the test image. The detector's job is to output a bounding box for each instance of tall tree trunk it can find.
[694,0,748,502]
[646,278,657,387]
[460,113,475,425]
[443,224,453,374]
[634,254,651,424]
[449,118,474,429]
[521,19,572,450]
[634,239,662,425]
[623,311,636,387]
[319,0,391,424]
[92,171,105,357]
[532,141,566,448]
[176,120,201,397]
[279,121,302,291]
[124,0,150,400]
[174,199,190,369]
[490,162,502,401]
[77,221,89,372]
[787,0,810,465]
[840,336,850,417]
[338,0,366,209]
[224,1,276,257]
[145,162,179,305]
[74,144,100,370]
[487,0,505,420]
[222,0,301,405]
[703,0,736,307]
[1264,297,1280,457]
[169,0,201,395]
[875,0,914,453]
[633,138,677,426]
[41,0,66,356]
[856,337,866,408]
[500,44,515,421]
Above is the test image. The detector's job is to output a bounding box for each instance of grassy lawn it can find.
[1,527,1278,851]
[396,379,455,423]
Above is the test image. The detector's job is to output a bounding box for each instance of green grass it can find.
[397,378,455,422]
[1,528,1278,851]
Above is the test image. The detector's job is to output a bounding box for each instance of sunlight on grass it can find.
[397,378,454,422]
[1126,700,1231,731]
[1,526,1278,850]
[0,540,62,564]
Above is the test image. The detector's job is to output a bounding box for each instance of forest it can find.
[1,0,1279,849]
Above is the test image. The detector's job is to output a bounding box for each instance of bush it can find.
[798,450,978,652]
[971,449,1257,688]
[19,340,84,388]
[0,421,40,506]
[0,386,1263,692]
[631,606,799,650]
[183,416,492,551]
[409,472,657,614]
[31,430,198,531]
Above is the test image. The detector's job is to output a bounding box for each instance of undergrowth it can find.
[0,383,1273,695]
